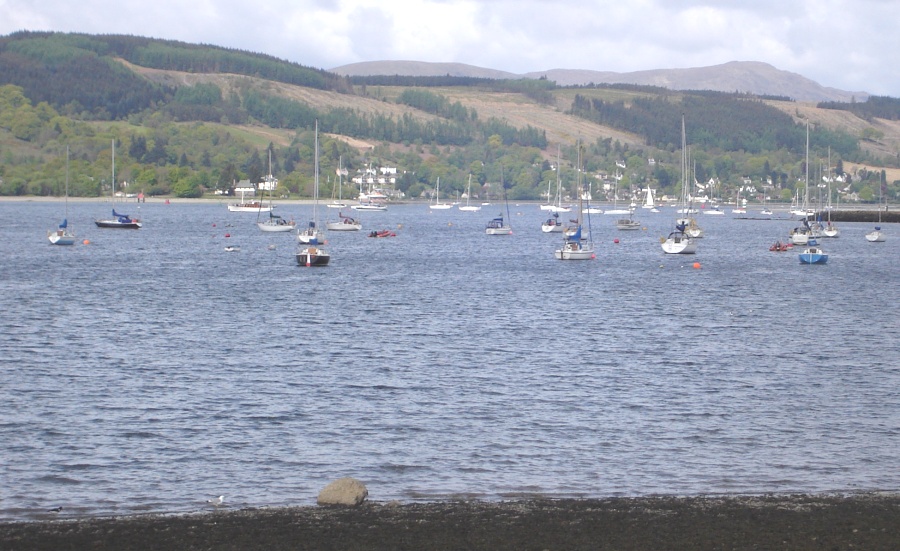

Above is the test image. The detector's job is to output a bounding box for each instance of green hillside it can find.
[0,31,897,205]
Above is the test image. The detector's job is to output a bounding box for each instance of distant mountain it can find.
[330,60,868,103]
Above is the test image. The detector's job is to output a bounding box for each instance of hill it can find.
[1,31,898,204]
[330,60,868,103]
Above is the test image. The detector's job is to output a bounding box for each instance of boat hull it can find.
[616,220,641,230]
[228,204,273,212]
[485,227,512,235]
[352,203,387,211]
[799,248,828,264]
[554,248,594,260]
[326,221,362,231]
[95,220,141,229]
[257,222,295,232]
[661,233,697,254]
[48,231,76,245]
[296,247,330,266]
[865,230,885,242]
[297,230,324,244]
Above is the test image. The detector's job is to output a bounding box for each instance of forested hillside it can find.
[0,31,897,205]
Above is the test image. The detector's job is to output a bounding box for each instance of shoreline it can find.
[2,493,898,550]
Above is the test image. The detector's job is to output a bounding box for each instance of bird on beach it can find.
[206,496,225,508]
[48,506,63,513]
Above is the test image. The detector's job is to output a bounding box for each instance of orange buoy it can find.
[82,239,90,245]
[693,262,701,269]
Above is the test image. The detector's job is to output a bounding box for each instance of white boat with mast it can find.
[790,120,815,245]
[641,186,659,211]
[822,152,839,237]
[661,115,697,254]
[865,180,887,243]
[327,156,349,209]
[429,177,452,210]
[296,122,330,266]
[555,142,595,260]
[485,170,513,235]
[458,174,481,212]
[604,167,632,215]
[48,146,76,245]
[257,152,295,233]
[95,139,142,229]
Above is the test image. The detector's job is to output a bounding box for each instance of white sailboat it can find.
[866,181,887,242]
[555,143,595,260]
[257,151,296,233]
[48,146,76,245]
[731,188,747,214]
[485,171,512,235]
[95,139,142,229]
[661,115,697,254]
[458,175,481,212]
[548,146,572,213]
[326,211,362,231]
[604,169,632,215]
[296,122,330,266]
[327,157,349,209]
[641,186,658,210]
[791,121,815,245]
[429,177,452,210]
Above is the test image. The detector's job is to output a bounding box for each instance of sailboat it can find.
[790,121,815,245]
[822,174,840,237]
[297,149,325,245]
[866,180,887,242]
[541,211,564,233]
[48,146,76,245]
[616,208,641,230]
[327,157,349,209]
[661,115,697,254]
[95,139,142,229]
[296,122,330,266]
[555,143,595,260]
[257,151,296,233]
[326,211,362,231]
[429,177,452,210]
[731,188,747,214]
[641,186,658,211]
[485,171,512,235]
[458,175,481,212]
[604,168,631,215]
[548,146,572,213]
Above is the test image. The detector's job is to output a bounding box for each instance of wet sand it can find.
[2,494,898,550]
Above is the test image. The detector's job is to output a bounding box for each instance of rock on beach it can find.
[316,477,368,506]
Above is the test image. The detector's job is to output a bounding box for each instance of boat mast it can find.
[314,120,320,228]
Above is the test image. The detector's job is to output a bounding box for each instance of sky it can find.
[1,0,897,96]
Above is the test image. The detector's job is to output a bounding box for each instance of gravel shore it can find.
[2,494,898,550]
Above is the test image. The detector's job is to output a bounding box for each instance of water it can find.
[1,200,898,521]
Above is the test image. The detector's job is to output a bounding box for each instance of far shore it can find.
[0,195,892,211]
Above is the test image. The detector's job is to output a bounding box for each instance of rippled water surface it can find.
[1,200,898,521]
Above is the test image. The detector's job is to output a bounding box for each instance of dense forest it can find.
[818,96,900,122]
[0,31,897,205]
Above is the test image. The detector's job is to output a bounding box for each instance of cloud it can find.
[0,0,896,95]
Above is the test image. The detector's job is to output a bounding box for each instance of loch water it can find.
[1,200,898,521]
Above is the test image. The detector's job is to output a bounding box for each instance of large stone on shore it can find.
[317,477,368,506]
